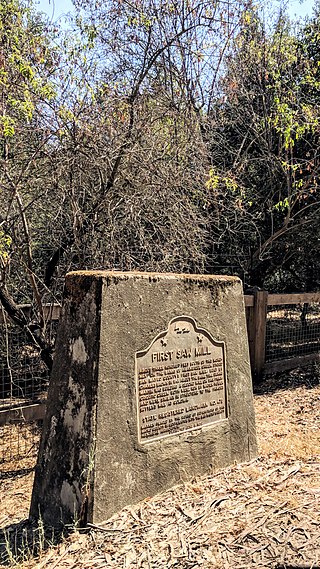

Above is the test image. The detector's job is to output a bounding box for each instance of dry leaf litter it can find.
[0,365,319,568]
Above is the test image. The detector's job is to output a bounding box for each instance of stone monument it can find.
[30,271,257,527]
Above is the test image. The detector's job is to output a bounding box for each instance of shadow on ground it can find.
[254,362,320,395]
[0,518,65,566]
[0,468,34,482]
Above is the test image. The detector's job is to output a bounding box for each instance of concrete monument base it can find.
[30,271,257,527]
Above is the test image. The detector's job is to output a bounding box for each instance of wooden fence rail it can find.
[244,291,320,381]
[1,292,320,426]
[0,303,61,324]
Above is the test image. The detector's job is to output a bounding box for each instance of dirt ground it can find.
[0,364,319,568]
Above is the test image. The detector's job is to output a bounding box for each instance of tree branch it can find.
[0,285,53,371]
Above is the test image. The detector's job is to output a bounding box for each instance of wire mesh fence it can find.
[1,294,320,471]
[0,326,49,408]
[0,310,58,408]
[266,303,320,362]
[0,422,41,473]
[0,306,59,471]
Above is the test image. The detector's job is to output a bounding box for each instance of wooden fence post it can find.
[247,290,268,382]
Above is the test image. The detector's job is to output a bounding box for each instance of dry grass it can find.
[0,424,40,530]
[0,365,319,568]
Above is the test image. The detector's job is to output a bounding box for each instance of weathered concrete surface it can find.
[30,271,257,527]
[30,274,102,527]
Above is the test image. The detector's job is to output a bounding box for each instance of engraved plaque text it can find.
[135,316,227,443]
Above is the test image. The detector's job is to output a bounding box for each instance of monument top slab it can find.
[65,269,240,284]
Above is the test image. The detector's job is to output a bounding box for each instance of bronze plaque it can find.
[135,316,227,444]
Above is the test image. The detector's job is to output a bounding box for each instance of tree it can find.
[40,0,251,282]
[0,0,61,368]
[0,0,251,372]
[205,7,320,290]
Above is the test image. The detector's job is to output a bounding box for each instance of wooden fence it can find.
[0,304,60,433]
[1,291,320,430]
[245,291,320,381]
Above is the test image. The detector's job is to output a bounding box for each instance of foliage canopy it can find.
[0,0,319,367]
